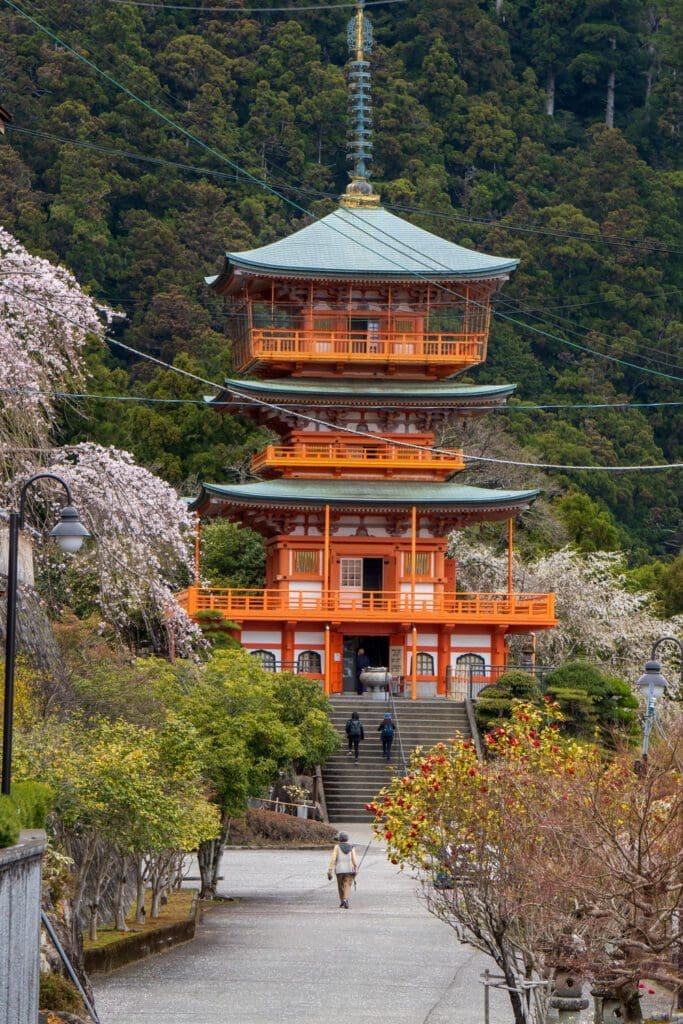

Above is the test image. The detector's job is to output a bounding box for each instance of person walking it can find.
[355,647,370,695]
[377,712,395,761]
[327,831,358,909]
[345,711,364,761]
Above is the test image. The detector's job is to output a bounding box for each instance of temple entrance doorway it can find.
[342,635,390,692]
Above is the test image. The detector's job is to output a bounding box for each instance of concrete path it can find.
[92,824,512,1023]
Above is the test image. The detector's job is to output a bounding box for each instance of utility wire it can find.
[8,124,683,257]
[106,0,407,9]
[4,0,682,390]
[3,275,680,471]
[6,274,683,473]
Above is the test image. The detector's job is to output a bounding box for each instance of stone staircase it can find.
[322,695,471,824]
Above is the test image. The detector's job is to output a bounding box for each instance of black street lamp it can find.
[635,636,683,764]
[2,473,89,795]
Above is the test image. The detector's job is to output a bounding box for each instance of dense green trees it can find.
[0,0,680,566]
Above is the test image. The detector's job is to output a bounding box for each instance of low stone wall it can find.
[0,830,46,1024]
[84,896,200,974]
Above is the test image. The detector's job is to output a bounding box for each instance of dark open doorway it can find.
[362,558,383,593]
[342,635,390,691]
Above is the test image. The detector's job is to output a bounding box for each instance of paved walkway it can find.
[92,825,512,1023]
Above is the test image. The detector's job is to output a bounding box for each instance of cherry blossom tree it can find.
[0,227,199,652]
[450,536,683,686]
[19,443,200,654]
[0,226,108,471]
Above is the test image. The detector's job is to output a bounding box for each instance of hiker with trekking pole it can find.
[326,834,372,909]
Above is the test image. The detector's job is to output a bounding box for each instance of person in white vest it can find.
[327,831,359,909]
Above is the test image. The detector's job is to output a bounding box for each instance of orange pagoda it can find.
[181,1,556,695]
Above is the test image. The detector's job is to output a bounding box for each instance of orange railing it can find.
[234,328,487,371]
[251,442,465,474]
[178,587,556,625]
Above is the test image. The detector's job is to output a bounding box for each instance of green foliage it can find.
[201,521,266,589]
[474,670,543,731]
[0,796,21,848]
[0,0,681,566]
[39,972,85,1014]
[10,781,54,829]
[544,660,640,741]
[555,491,620,551]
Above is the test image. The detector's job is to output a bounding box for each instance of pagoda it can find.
[183,1,556,696]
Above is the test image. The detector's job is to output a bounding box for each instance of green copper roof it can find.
[207,379,516,402]
[191,480,538,511]
[208,207,519,282]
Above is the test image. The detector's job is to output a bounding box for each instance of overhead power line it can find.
[2,276,681,473]
[105,0,407,9]
[4,0,683,391]
[8,124,683,257]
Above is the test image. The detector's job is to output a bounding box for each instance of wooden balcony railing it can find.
[251,442,465,475]
[178,587,556,626]
[234,328,487,373]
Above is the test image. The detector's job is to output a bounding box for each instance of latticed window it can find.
[405,551,431,576]
[395,319,413,333]
[340,558,362,587]
[251,650,276,672]
[416,652,434,674]
[297,650,322,673]
[456,653,485,674]
[314,318,333,331]
[293,550,319,574]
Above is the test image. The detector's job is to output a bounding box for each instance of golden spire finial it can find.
[340,0,380,208]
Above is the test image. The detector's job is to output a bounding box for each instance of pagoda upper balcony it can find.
[233,325,487,378]
[251,440,465,479]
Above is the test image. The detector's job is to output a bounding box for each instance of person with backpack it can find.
[327,831,359,909]
[377,712,395,761]
[345,711,364,761]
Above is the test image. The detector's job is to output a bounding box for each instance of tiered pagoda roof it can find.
[208,206,519,290]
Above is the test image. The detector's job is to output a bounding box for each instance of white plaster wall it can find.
[241,630,282,645]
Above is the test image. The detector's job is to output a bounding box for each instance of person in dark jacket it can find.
[356,647,370,694]
[327,831,359,908]
[377,712,395,761]
[345,710,364,761]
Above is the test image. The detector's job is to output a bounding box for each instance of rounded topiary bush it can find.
[11,780,54,828]
[0,795,21,848]
[39,973,85,1013]
[474,669,542,733]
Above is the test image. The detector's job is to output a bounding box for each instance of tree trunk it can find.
[134,856,146,925]
[198,816,230,898]
[546,70,556,116]
[88,903,99,942]
[605,68,616,128]
[605,36,616,128]
[114,858,130,932]
[501,961,529,1024]
[618,984,643,1024]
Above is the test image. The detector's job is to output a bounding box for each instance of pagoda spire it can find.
[340,0,380,208]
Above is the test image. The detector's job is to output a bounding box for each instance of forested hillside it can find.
[1,0,681,568]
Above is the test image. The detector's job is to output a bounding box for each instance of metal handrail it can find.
[387,685,408,773]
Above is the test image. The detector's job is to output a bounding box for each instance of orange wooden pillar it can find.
[411,625,418,700]
[324,624,331,695]
[437,628,450,696]
[492,627,507,679]
[194,512,201,587]
[507,518,513,595]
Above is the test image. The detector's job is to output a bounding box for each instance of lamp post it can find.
[2,473,89,795]
[635,637,682,767]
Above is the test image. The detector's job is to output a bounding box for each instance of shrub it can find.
[544,661,639,742]
[474,670,542,731]
[0,796,21,848]
[11,780,54,828]
[39,972,85,1013]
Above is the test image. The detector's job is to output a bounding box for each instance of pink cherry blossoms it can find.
[1,227,199,653]
[0,226,108,460]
